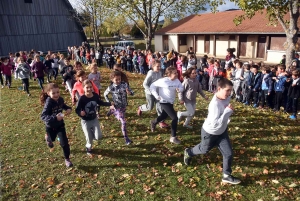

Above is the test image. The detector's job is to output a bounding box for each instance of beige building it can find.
[155,10,300,63]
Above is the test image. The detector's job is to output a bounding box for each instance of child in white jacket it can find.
[149,67,183,144]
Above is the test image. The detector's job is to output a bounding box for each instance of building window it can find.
[229,35,236,40]
[25,0,33,3]
[179,35,187,45]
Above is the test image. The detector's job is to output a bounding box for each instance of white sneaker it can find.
[183,124,193,129]
[177,111,181,123]
[1,85,4,89]
[170,137,181,144]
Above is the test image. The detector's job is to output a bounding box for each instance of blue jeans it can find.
[37,77,44,90]
[188,127,233,175]
[139,65,145,74]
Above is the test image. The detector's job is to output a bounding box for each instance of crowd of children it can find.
[1,45,299,185]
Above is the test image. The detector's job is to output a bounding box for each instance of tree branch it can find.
[264,0,288,32]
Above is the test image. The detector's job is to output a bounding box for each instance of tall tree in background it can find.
[231,0,299,70]
[162,18,174,28]
[104,0,211,49]
[72,0,107,48]
[103,14,129,36]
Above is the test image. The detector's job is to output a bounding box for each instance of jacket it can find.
[274,74,286,92]
[259,73,273,93]
[178,77,206,104]
[0,63,12,76]
[287,78,300,98]
[247,72,262,91]
[41,97,71,129]
[16,63,30,79]
[32,61,45,78]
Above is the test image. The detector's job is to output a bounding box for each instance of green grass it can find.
[1,65,300,200]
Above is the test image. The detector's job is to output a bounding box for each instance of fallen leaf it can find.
[272,180,279,184]
[129,189,134,194]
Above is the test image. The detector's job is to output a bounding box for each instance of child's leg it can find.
[22,78,30,94]
[158,103,178,137]
[0,73,3,86]
[140,94,155,112]
[112,108,129,140]
[92,118,102,140]
[57,127,71,160]
[274,91,283,111]
[65,80,73,96]
[259,90,266,107]
[7,75,12,87]
[292,98,298,116]
[81,119,94,149]
[217,129,233,175]
[37,77,44,90]
[182,103,195,126]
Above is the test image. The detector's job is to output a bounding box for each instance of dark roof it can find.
[155,9,300,35]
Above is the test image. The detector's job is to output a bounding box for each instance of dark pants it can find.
[286,97,299,116]
[189,127,233,175]
[21,78,30,94]
[47,68,53,82]
[96,59,101,67]
[108,62,113,69]
[121,63,126,70]
[259,89,273,108]
[4,75,11,87]
[46,126,70,159]
[153,103,178,137]
[247,89,259,105]
[274,91,283,111]
[0,73,3,86]
[127,64,133,72]
[37,77,44,90]
[52,68,58,80]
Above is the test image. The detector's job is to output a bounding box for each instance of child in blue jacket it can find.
[259,66,274,109]
[272,65,287,111]
[245,65,261,107]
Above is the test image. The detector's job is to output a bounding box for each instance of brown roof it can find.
[155,9,299,35]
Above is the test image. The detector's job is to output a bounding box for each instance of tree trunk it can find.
[145,27,152,50]
[285,35,296,71]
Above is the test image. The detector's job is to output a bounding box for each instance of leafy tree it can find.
[231,0,299,70]
[104,0,211,50]
[103,14,129,36]
[162,18,174,28]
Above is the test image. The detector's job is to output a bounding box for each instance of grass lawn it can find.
[1,65,300,201]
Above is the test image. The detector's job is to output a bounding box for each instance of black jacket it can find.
[41,97,71,128]
[287,78,300,98]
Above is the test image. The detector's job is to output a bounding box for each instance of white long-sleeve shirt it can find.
[150,77,183,104]
[202,94,233,135]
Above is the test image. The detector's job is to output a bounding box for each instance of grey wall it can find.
[0,0,86,56]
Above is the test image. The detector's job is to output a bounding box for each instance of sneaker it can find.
[183,148,192,165]
[289,115,297,120]
[253,104,258,108]
[137,106,142,116]
[150,120,156,132]
[222,175,241,185]
[125,138,133,145]
[170,137,181,144]
[65,159,73,168]
[243,101,249,105]
[177,111,181,123]
[86,147,92,155]
[27,93,31,97]
[159,122,169,128]
[45,134,54,148]
[183,124,193,129]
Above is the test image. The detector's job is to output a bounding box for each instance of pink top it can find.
[72,80,99,101]
[176,59,182,70]
[0,63,12,76]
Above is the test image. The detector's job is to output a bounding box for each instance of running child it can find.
[15,57,31,96]
[177,67,208,128]
[183,78,241,185]
[40,83,73,167]
[32,55,46,91]
[137,59,169,128]
[72,70,99,105]
[76,80,114,155]
[149,66,183,144]
[104,71,134,145]
[0,57,12,88]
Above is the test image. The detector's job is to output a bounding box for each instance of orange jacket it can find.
[72,80,99,101]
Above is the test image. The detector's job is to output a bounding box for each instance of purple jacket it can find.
[32,61,45,78]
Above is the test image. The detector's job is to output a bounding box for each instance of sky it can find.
[69,0,240,18]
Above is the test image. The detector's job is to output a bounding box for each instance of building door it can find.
[239,35,247,56]
[204,35,210,53]
[163,35,169,51]
[257,36,266,58]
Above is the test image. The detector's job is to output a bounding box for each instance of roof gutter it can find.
[155,32,292,35]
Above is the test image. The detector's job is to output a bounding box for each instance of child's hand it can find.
[80,110,86,116]
[109,105,115,110]
[292,83,296,87]
[65,109,71,115]
[180,100,184,104]
[227,104,234,111]
[176,88,180,93]
[56,113,64,121]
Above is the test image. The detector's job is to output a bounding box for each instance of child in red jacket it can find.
[0,57,13,88]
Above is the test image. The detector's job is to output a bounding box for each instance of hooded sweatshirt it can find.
[143,70,163,95]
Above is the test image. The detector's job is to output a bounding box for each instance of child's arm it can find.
[75,96,85,117]
[125,83,134,95]
[178,81,187,103]
[91,81,99,95]
[103,85,111,102]
[41,100,60,125]
[197,82,207,99]
[142,71,153,91]
[209,102,233,129]
[71,83,78,104]
[149,79,161,100]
